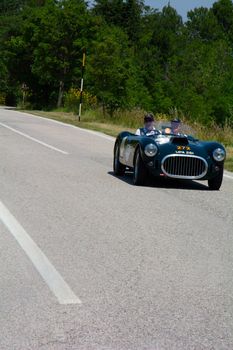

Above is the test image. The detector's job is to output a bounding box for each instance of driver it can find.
[136,113,160,136]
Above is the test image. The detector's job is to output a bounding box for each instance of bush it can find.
[64,88,97,114]
[0,92,6,105]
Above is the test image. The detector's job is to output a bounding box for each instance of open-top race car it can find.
[113,122,226,190]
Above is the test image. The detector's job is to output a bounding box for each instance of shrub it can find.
[0,92,6,105]
[64,88,97,114]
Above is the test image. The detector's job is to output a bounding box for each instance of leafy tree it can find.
[30,0,89,107]
[93,0,145,43]
[93,0,125,26]
[212,0,233,34]
[2,0,90,107]
[186,7,224,41]
[125,63,153,111]
[0,0,26,15]
[169,38,233,124]
[0,58,7,92]
[122,0,145,43]
[87,26,133,116]
[0,0,25,104]
[150,5,183,79]
[135,5,183,112]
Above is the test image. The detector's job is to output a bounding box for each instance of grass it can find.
[21,108,233,172]
[23,109,136,136]
[192,120,233,172]
[225,146,233,172]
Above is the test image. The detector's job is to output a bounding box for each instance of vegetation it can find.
[0,0,233,167]
[64,88,97,113]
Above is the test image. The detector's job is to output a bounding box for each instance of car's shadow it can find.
[108,171,210,191]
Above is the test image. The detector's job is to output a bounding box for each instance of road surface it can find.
[0,107,233,350]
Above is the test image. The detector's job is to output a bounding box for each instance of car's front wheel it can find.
[133,148,147,186]
[208,166,224,190]
[113,142,125,176]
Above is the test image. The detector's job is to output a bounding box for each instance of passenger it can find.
[136,113,160,136]
[171,118,181,134]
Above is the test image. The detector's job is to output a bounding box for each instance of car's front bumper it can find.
[143,154,224,181]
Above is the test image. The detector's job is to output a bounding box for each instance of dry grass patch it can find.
[225,146,233,172]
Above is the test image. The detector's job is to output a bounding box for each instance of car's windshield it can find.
[155,121,195,137]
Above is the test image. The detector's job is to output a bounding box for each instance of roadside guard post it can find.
[78,48,86,122]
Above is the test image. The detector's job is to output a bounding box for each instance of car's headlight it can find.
[144,143,158,157]
[213,148,225,162]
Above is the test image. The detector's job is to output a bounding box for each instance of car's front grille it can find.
[161,155,208,179]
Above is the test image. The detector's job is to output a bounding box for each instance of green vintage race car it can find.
[113,122,226,190]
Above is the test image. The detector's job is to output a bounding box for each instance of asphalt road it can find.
[0,107,233,350]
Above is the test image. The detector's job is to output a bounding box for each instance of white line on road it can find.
[0,199,81,305]
[0,122,69,155]
[15,111,115,142]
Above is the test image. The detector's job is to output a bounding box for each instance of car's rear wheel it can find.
[133,148,147,186]
[208,166,224,190]
[113,142,125,176]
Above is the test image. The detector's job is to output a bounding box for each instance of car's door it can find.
[120,136,136,167]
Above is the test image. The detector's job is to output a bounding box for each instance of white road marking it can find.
[0,122,69,155]
[0,199,81,305]
[14,111,115,142]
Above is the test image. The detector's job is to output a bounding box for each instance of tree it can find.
[2,0,90,107]
[135,5,183,112]
[150,5,183,77]
[87,26,133,116]
[186,7,224,42]
[93,0,145,44]
[168,38,233,124]
[212,0,233,34]
[0,0,26,15]
[30,0,89,107]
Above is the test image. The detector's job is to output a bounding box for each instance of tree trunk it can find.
[102,101,106,116]
[57,80,64,108]
[110,106,114,118]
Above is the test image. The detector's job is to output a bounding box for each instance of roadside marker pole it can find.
[78,48,86,122]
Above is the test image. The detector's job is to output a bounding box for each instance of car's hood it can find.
[155,135,223,158]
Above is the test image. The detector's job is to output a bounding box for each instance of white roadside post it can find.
[78,48,86,122]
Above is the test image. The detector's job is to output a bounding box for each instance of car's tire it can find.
[208,166,224,190]
[113,142,125,176]
[133,148,147,186]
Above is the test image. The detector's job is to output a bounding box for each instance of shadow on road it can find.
[108,171,209,191]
